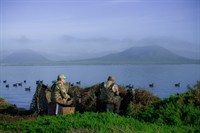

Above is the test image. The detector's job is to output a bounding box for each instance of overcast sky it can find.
[0,0,200,60]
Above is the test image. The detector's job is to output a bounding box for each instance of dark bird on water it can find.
[175,83,180,87]
[25,86,31,91]
[149,83,154,88]
[5,84,9,88]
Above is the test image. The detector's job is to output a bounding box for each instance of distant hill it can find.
[1,46,199,65]
[0,49,52,65]
[59,45,200,65]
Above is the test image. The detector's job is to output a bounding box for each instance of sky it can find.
[0,0,200,60]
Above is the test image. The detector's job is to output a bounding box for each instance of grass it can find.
[0,112,197,133]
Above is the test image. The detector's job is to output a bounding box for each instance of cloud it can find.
[14,36,33,44]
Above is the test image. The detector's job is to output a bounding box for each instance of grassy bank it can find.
[0,112,197,133]
[0,81,200,132]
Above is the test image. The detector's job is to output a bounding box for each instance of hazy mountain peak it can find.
[1,49,51,65]
[70,45,200,64]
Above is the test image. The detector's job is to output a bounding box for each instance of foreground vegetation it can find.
[0,81,200,133]
[0,112,198,133]
[126,82,200,127]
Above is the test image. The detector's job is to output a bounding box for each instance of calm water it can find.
[0,64,200,109]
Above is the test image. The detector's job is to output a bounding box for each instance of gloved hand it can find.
[65,98,73,105]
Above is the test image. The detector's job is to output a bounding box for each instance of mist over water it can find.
[0,64,200,109]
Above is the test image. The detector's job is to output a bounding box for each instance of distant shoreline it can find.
[0,61,200,66]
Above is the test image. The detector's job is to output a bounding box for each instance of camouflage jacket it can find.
[51,81,71,105]
[104,81,119,96]
[96,81,120,104]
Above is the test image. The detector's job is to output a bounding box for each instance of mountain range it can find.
[0,45,199,65]
[58,45,199,65]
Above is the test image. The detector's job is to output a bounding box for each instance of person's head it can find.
[107,75,115,82]
[57,74,66,83]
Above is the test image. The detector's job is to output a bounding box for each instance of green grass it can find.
[0,112,197,133]
[0,98,5,102]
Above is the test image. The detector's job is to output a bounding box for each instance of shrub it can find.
[128,81,200,127]
[125,88,160,116]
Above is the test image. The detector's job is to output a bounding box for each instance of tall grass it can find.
[0,112,197,133]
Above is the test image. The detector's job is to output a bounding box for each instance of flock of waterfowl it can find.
[1,80,31,91]
[125,82,180,89]
[1,79,181,91]
[0,79,83,91]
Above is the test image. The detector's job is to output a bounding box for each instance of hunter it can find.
[50,74,73,115]
[95,75,121,113]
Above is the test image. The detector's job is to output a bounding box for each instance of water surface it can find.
[0,64,199,109]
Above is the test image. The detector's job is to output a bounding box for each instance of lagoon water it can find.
[0,64,200,109]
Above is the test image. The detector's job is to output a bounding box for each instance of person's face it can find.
[109,80,114,83]
[61,78,66,83]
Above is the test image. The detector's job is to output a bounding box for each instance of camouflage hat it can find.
[57,74,66,80]
[107,75,115,81]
